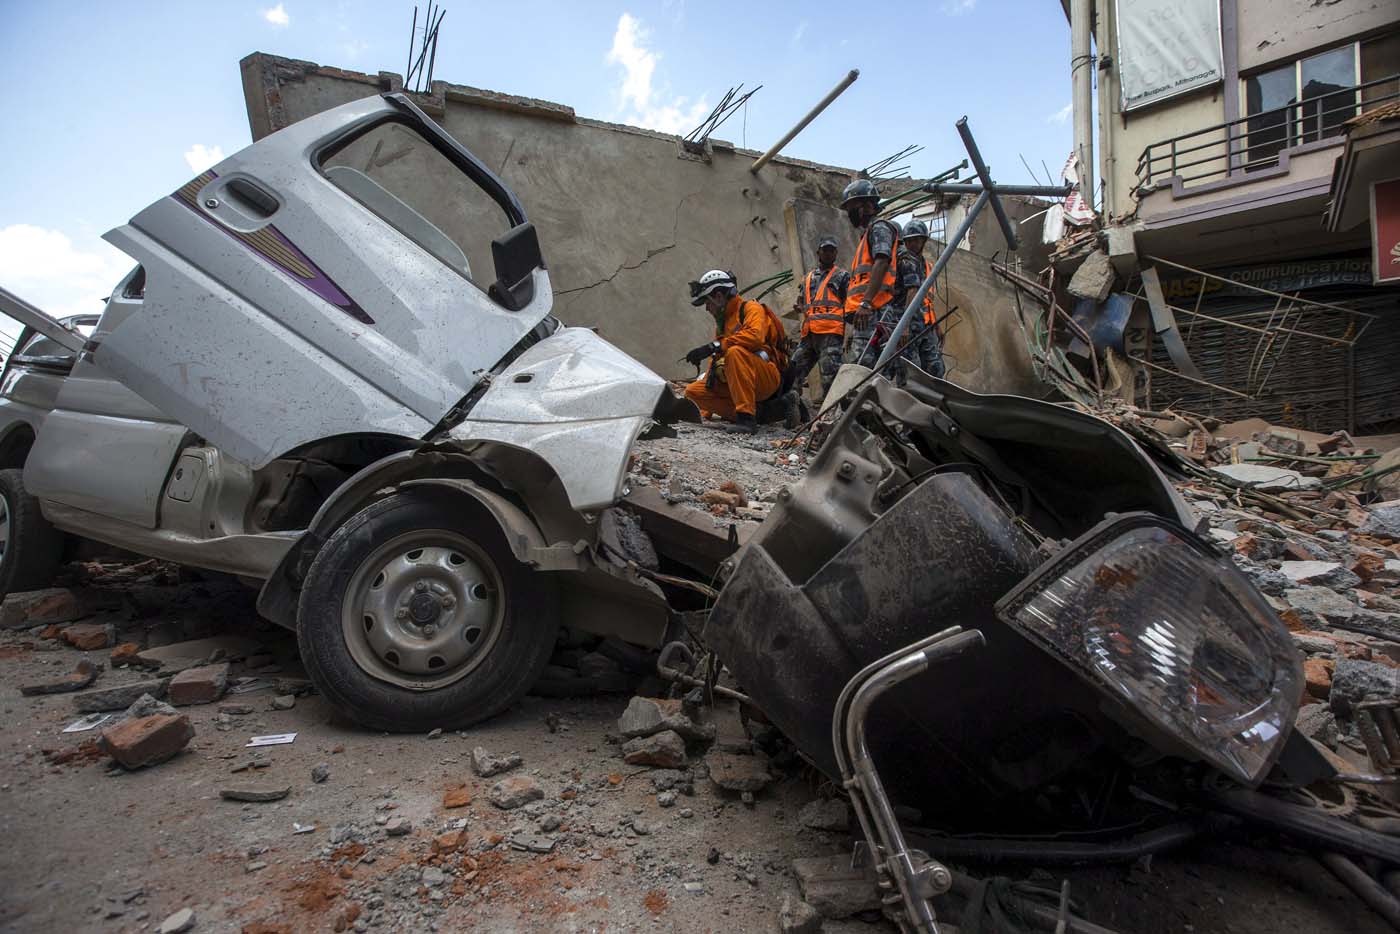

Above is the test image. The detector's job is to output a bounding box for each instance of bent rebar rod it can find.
[835,627,987,932]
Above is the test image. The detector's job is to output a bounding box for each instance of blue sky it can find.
[0,0,1076,347]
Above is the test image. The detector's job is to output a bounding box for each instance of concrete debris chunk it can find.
[0,587,84,630]
[1210,464,1320,492]
[1330,658,1400,717]
[798,797,850,832]
[385,816,412,836]
[1279,561,1362,590]
[705,752,773,792]
[72,678,171,712]
[20,660,100,696]
[136,636,259,670]
[792,854,882,919]
[1284,587,1358,626]
[168,663,230,706]
[616,696,715,742]
[220,785,291,803]
[1360,504,1400,541]
[488,775,545,810]
[1296,704,1339,748]
[471,746,524,777]
[1066,250,1114,301]
[779,894,824,934]
[120,693,179,722]
[270,694,296,710]
[312,762,330,783]
[157,907,196,934]
[99,714,194,769]
[622,730,687,768]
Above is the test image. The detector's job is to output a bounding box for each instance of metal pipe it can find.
[750,69,859,173]
[957,118,1020,249]
[874,190,990,370]
[948,873,1122,934]
[1070,0,1095,213]
[1320,853,1400,932]
[842,629,986,932]
[0,286,86,354]
[922,182,1074,197]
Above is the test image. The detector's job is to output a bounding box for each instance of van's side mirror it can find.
[489,223,543,311]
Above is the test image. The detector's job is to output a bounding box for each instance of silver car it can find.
[0,92,686,731]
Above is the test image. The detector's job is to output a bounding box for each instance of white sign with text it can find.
[1116,0,1223,111]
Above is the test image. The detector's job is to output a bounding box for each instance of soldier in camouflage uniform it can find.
[893,219,946,378]
[781,236,849,410]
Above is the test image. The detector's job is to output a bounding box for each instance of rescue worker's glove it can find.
[685,341,721,366]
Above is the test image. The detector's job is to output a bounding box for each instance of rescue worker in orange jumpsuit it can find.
[839,179,908,373]
[682,269,785,435]
[896,219,946,378]
[781,235,849,408]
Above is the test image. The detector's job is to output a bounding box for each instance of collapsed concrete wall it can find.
[240,52,1044,394]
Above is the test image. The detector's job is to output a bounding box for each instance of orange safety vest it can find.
[800,267,845,337]
[845,221,900,315]
[916,257,938,326]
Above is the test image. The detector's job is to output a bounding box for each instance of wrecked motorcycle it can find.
[702,366,1399,931]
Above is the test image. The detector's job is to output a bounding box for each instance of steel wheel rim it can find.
[341,529,505,691]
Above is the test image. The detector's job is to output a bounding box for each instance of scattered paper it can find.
[229,678,275,695]
[293,823,316,834]
[63,713,113,733]
[247,732,298,747]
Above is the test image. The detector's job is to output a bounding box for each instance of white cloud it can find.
[605,13,709,136]
[341,39,369,61]
[262,3,289,27]
[183,143,225,174]
[790,21,808,48]
[940,0,977,14]
[0,225,134,343]
[1048,102,1073,124]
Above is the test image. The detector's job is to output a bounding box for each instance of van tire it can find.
[0,468,65,599]
[296,490,557,733]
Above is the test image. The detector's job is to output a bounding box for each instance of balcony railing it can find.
[1135,74,1400,195]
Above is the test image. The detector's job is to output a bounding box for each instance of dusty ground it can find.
[2,419,1399,933]
[0,565,1390,934]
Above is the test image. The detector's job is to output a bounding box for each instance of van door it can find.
[96,93,551,469]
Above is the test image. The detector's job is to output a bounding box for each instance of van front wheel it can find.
[295,491,557,732]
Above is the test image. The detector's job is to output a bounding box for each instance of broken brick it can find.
[62,623,113,651]
[442,786,473,809]
[99,713,194,769]
[168,662,230,705]
[432,830,466,854]
[110,642,142,667]
[37,623,65,640]
[1303,658,1334,700]
[0,587,84,630]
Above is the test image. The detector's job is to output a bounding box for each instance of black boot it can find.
[781,391,801,429]
[725,413,758,435]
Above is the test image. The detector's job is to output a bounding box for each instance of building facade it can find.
[1070,0,1400,431]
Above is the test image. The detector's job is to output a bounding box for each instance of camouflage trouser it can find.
[913,326,946,379]
[848,311,931,387]
[784,333,844,398]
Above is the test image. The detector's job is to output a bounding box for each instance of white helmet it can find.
[688,269,736,306]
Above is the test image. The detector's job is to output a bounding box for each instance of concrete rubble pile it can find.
[1099,404,1400,772]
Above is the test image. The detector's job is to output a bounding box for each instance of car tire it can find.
[0,467,65,599]
[296,489,558,732]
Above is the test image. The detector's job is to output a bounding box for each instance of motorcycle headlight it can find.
[995,514,1301,786]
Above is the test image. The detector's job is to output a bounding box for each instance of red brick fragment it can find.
[99,714,194,769]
